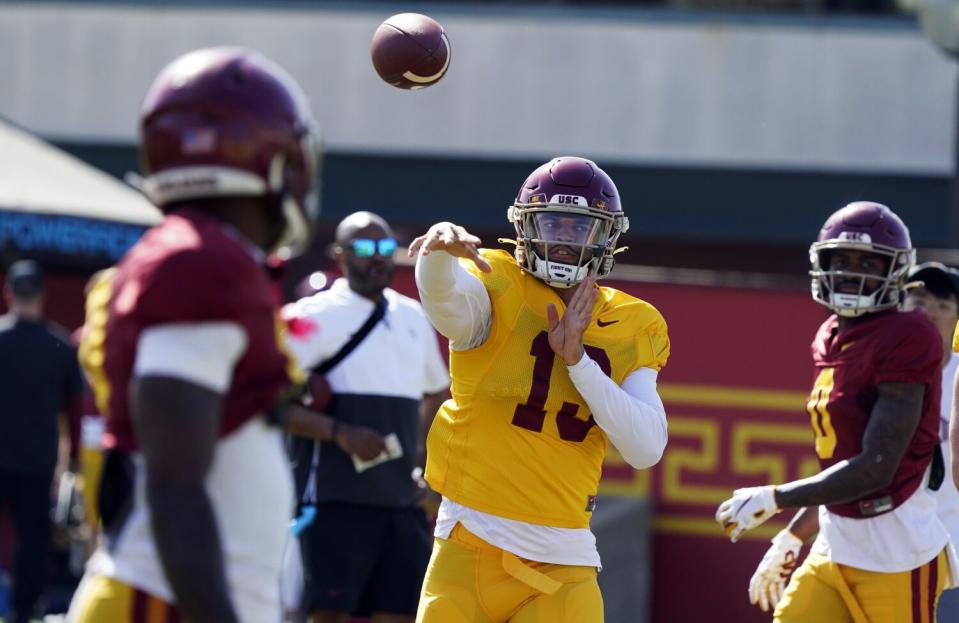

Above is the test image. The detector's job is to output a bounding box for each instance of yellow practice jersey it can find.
[425,249,670,529]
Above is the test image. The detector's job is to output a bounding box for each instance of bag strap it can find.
[314,296,387,375]
[295,295,388,513]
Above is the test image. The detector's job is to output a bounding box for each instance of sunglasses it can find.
[349,237,397,258]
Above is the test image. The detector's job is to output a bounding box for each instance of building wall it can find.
[2,2,954,173]
[2,2,955,247]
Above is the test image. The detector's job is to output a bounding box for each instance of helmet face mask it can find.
[809,202,915,317]
[139,47,322,257]
[508,157,628,289]
[269,135,322,258]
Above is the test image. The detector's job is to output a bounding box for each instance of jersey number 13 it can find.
[511,331,611,443]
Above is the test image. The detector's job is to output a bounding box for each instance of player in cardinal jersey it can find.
[716,202,957,623]
[67,47,320,623]
[408,156,670,623]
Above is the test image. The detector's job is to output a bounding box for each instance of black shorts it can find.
[300,502,432,616]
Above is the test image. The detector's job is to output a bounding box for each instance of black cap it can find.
[6,260,44,300]
[907,262,959,301]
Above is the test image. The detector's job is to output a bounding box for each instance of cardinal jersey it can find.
[807,309,942,518]
[424,249,669,529]
[72,210,300,623]
[79,209,301,449]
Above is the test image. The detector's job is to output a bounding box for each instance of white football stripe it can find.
[402,33,450,84]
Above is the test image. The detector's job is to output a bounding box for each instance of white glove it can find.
[748,529,803,612]
[715,485,780,542]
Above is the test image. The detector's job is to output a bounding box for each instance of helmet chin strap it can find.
[501,238,601,288]
[532,254,597,288]
[824,286,896,317]
[830,294,876,318]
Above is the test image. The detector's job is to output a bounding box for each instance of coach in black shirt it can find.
[0,260,83,623]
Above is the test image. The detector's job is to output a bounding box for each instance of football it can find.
[370,13,451,90]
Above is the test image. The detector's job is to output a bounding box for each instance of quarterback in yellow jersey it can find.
[408,156,670,622]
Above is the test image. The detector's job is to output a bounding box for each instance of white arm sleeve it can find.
[421,313,451,395]
[134,322,248,394]
[415,250,492,351]
[567,356,668,469]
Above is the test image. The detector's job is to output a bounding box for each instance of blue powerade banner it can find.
[0,210,148,263]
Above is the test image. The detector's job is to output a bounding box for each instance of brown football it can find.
[370,13,450,90]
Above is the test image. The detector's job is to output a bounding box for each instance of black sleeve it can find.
[56,332,84,400]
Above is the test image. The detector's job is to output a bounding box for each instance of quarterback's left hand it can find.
[547,275,598,365]
[715,485,780,542]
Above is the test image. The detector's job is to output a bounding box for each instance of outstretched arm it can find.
[775,381,924,508]
[718,382,924,541]
[412,222,493,350]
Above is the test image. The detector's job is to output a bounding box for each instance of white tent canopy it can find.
[0,118,159,225]
[0,118,159,265]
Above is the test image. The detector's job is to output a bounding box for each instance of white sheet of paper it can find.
[351,433,403,473]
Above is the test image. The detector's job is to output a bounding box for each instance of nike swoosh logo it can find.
[732,496,752,518]
[597,319,618,327]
